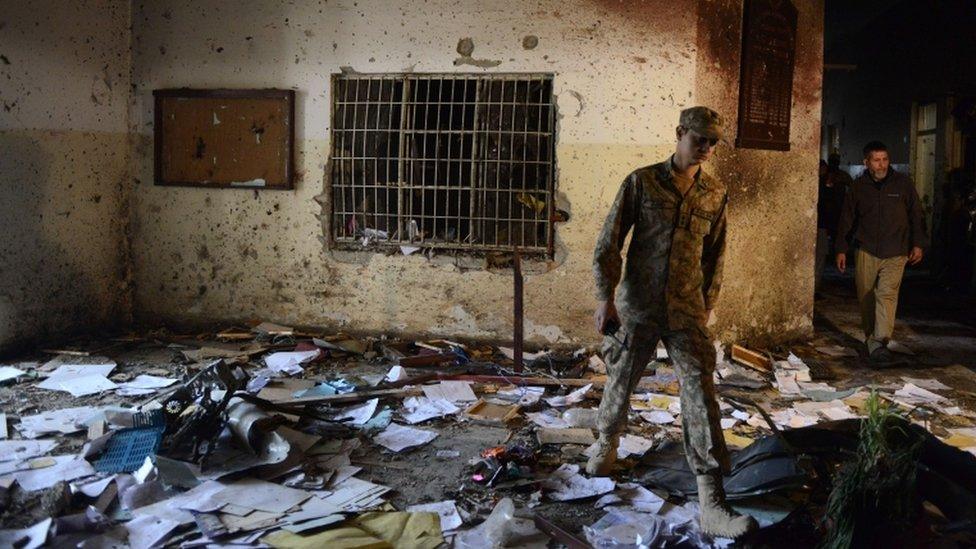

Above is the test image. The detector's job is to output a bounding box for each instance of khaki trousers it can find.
[855,248,907,353]
[596,323,729,475]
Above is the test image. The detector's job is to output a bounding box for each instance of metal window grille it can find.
[330,74,556,256]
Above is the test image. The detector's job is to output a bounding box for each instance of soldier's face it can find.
[864,150,890,180]
[677,127,718,165]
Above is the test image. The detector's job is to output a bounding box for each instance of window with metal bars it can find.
[329,74,556,256]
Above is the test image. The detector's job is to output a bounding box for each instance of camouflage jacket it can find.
[593,156,728,331]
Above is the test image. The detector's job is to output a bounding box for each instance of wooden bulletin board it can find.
[735,0,797,151]
[154,89,295,189]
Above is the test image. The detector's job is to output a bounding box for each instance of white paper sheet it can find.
[541,463,615,501]
[400,396,459,424]
[407,500,464,532]
[422,381,477,403]
[0,413,6,440]
[895,382,947,404]
[328,398,379,426]
[0,366,26,383]
[115,375,177,396]
[316,476,391,511]
[544,384,592,407]
[10,455,95,491]
[37,363,117,397]
[0,440,58,463]
[774,370,802,395]
[16,406,102,438]
[192,478,312,514]
[131,480,225,525]
[731,410,751,421]
[372,423,438,452]
[498,347,549,361]
[0,517,51,549]
[595,482,666,514]
[720,418,739,429]
[526,410,570,429]
[76,474,117,498]
[640,410,676,425]
[496,385,545,406]
[901,377,951,392]
[264,350,320,375]
[125,515,180,549]
[385,365,409,382]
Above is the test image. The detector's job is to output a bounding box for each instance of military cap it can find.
[679,106,724,140]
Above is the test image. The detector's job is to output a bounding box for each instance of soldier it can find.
[590,107,757,539]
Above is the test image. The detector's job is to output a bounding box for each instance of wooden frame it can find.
[735,0,798,151]
[153,88,295,189]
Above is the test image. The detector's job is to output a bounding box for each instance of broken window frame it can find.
[328,73,557,257]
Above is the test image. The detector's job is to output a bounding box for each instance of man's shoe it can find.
[868,346,895,364]
[585,435,618,476]
[697,474,758,539]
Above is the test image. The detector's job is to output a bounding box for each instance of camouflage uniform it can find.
[593,156,730,475]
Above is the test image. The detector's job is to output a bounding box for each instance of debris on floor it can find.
[1,325,975,547]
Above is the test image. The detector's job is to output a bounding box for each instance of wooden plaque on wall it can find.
[735,0,798,151]
[153,89,295,189]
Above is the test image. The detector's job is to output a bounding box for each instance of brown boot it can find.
[585,434,618,476]
[696,474,758,539]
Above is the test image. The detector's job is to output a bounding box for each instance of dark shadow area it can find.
[817,0,976,365]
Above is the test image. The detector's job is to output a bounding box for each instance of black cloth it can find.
[836,168,928,258]
[818,168,851,237]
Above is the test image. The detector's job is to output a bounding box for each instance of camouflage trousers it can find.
[596,322,730,475]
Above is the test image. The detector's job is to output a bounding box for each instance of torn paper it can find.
[372,423,438,452]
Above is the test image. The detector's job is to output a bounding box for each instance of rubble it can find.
[0,325,974,546]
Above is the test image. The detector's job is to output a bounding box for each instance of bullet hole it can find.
[216,46,224,53]
[194,137,206,159]
[159,45,166,55]
[0,54,10,65]
[456,37,475,57]
[522,35,539,50]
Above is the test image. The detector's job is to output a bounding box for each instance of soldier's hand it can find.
[594,300,620,335]
[908,246,923,265]
[835,252,846,273]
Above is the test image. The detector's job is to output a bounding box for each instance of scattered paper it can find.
[115,375,178,396]
[731,410,750,421]
[640,410,676,425]
[10,455,95,491]
[901,377,951,392]
[373,423,438,452]
[595,482,666,514]
[0,413,6,439]
[401,397,460,424]
[774,370,802,395]
[194,478,312,514]
[37,363,117,397]
[316,476,391,511]
[0,439,58,463]
[17,406,101,438]
[544,384,592,407]
[264,350,320,375]
[407,500,464,533]
[496,385,545,406]
[422,381,477,403]
[894,383,947,404]
[126,514,180,549]
[720,418,738,429]
[526,410,570,429]
[331,398,379,426]
[541,464,615,501]
[0,366,26,384]
[617,434,654,458]
[385,365,409,382]
[0,517,51,549]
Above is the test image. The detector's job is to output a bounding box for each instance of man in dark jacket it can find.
[835,141,927,360]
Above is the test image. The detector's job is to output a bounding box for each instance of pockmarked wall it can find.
[129,0,823,346]
[0,1,131,353]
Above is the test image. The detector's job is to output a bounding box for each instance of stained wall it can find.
[127,0,823,346]
[0,1,131,353]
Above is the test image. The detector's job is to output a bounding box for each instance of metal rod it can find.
[513,248,523,373]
